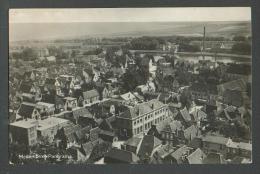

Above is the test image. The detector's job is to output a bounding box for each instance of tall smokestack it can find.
[202,26,206,60]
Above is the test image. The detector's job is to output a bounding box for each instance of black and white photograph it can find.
[8,7,252,165]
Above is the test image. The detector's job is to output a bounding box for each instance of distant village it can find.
[9,32,252,164]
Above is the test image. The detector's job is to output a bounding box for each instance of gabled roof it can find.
[217,78,247,94]
[19,81,32,93]
[73,88,83,99]
[183,125,198,139]
[74,126,91,141]
[119,99,166,119]
[80,141,95,156]
[197,110,207,120]
[155,145,175,159]
[23,71,34,77]
[72,107,92,118]
[163,120,183,133]
[62,123,82,142]
[238,142,252,151]
[99,117,116,131]
[170,145,192,163]
[186,148,206,164]
[45,78,56,85]
[138,135,162,159]
[120,92,137,101]
[18,102,36,118]
[155,117,174,132]
[203,153,226,164]
[158,93,171,103]
[89,127,101,141]
[191,109,207,122]
[105,148,139,163]
[231,156,251,164]
[99,130,116,137]
[180,107,192,122]
[83,89,99,99]
[202,135,231,145]
[124,137,142,147]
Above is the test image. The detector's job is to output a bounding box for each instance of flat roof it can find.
[10,119,38,129]
[37,117,69,131]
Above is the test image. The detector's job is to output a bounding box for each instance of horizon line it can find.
[10,20,251,24]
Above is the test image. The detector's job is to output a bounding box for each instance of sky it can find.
[9,7,251,23]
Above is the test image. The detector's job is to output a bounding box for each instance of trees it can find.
[231,42,251,55]
[121,71,138,92]
[232,35,246,42]
[22,47,38,61]
[130,36,161,50]
[83,48,103,55]
[178,43,200,52]
[11,47,38,61]
[179,89,192,110]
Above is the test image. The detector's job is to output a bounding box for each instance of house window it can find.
[30,139,35,145]
[166,133,169,139]
[161,133,165,139]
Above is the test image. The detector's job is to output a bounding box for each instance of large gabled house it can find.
[175,107,192,128]
[201,135,232,156]
[82,89,100,106]
[71,107,93,126]
[23,71,37,81]
[189,82,209,101]
[96,85,110,100]
[16,102,41,120]
[164,145,193,164]
[41,93,65,113]
[64,97,78,111]
[137,135,162,162]
[161,120,183,146]
[82,68,94,83]
[35,101,55,118]
[18,81,42,101]
[121,137,142,154]
[44,78,62,96]
[116,99,169,138]
[104,148,139,164]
